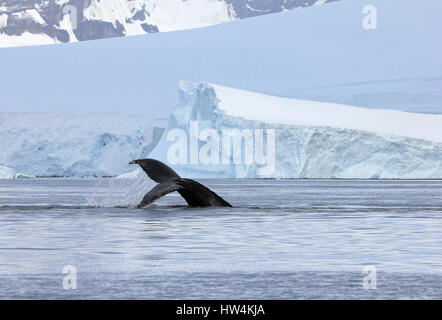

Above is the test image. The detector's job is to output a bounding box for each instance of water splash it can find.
[86,170,154,208]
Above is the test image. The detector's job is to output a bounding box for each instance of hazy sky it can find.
[0,0,441,118]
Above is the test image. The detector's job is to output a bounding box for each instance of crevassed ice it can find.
[0,113,165,177]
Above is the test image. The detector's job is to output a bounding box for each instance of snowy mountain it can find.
[0,0,337,48]
[0,113,165,177]
[148,81,442,179]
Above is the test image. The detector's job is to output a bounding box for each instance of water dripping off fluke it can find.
[85,170,154,208]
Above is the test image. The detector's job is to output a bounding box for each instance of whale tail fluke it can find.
[137,181,182,208]
[129,159,232,208]
[129,158,180,183]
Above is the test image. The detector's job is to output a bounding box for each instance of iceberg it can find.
[149,81,442,179]
[0,166,16,179]
[0,166,34,179]
[0,113,165,177]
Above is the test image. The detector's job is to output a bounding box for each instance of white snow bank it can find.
[0,32,58,48]
[144,0,234,32]
[23,9,47,25]
[149,81,442,179]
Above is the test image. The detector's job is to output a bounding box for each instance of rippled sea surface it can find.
[0,178,441,299]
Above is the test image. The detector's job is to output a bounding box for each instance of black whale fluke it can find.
[129,159,232,208]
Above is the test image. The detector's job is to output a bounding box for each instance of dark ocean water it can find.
[0,178,441,299]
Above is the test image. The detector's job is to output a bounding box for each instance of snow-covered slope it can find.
[0,0,336,48]
[0,113,165,177]
[149,81,442,179]
[210,84,442,143]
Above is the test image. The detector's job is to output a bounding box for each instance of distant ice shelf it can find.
[0,113,165,177]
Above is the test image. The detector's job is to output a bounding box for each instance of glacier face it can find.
[149,81,442,179]
[0,113,165,177]
[0,0,336,48]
